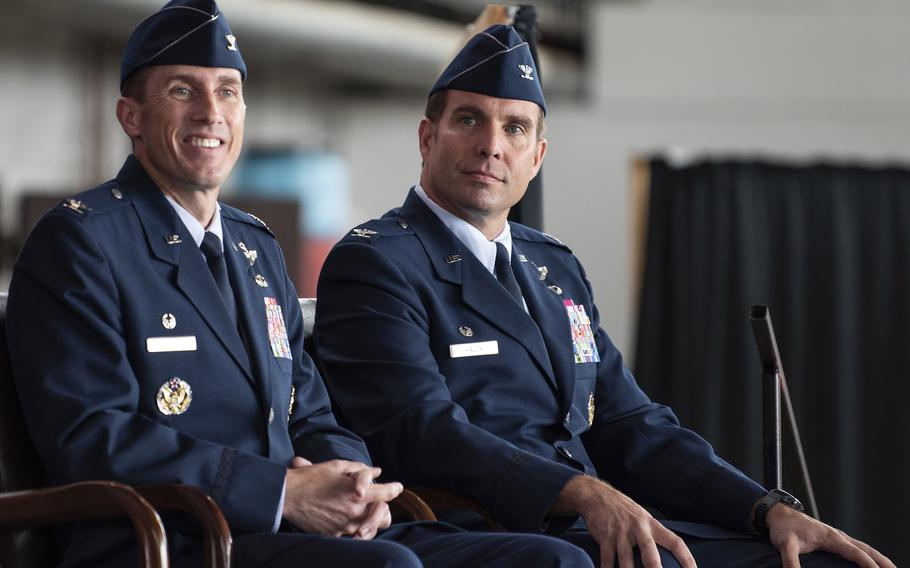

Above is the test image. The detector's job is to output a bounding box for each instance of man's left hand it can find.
[767,504,895,568]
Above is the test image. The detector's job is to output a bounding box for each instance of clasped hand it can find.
[282,456,402,540]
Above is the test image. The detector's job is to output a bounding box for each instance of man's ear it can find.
[116,97,142,139]
[531,138,548,177]
[418,117,435,164]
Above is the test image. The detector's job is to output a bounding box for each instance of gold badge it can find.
[161,313,176,330]
[458,326,473,337]
[157,378,192,416]
[238,242,258,266]
[62,198,91,215]
[255,274,268,288]
[587,392,595,426]
[288,385,296,420]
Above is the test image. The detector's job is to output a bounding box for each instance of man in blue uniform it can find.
[314,24,895,568]
[5,3,593,566]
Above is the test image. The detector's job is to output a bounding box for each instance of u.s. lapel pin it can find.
[518,254,528,263]
[238,241,258,266]
[445,254,462,264]
[165,234,182,245]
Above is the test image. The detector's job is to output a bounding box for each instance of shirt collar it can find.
[414,184,511,275]
[164,194,223,251]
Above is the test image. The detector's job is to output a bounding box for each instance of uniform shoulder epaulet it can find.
[54,181,131,220]
[510,222,572,253]
[220,203,275,237]
[340,217,413,244]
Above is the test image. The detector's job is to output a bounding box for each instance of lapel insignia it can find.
[157,377,192,416]
[165,234,182,245]
[288,385,296,421]
[264,297,292,359]
[226,34,238,51]
[537,266,548,281]
[62,198,91,215]
[445,254,462,264]
[351,228,377,238]
[161,313,176,330]
[547,285,563,295]
[564,299,600,363]
[458,326,474,337]
[238,241,258,266]
[587,392,595,426]
[254,274,268,288]
[518,254,528,262]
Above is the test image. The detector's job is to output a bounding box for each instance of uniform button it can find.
[268,408,275,424]
[558,446,573,460]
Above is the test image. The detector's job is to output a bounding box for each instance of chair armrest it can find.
[0,480,167,568]
[408,486,500,530]
[137,484,231,568]
[389,489,437,522]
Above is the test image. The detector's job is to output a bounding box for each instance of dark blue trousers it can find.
[562,521,858,568]
[230,521,591,567]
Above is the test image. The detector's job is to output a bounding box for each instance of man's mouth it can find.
[464,170,503,182]
[185,136,223,148]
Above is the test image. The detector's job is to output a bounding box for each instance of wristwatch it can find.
[753,489,804,535]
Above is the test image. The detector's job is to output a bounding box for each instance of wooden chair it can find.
[0,292,232,567]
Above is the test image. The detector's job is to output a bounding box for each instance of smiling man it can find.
[314,24,895,568]
[5,3,592,567]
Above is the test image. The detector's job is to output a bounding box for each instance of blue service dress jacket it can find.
[314,188,766,535]
[6,156,369,562]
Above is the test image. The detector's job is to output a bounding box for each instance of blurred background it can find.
[0,0,906,563]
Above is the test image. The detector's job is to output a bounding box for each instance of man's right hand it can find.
[282,456,402,539]
[552,475,696,568]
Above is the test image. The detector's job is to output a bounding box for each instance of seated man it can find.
[5,3,591,566]
[313,24,894,568]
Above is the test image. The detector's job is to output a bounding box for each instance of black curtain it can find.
[635,158,909,565]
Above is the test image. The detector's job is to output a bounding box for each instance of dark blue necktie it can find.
[200,231,238,328]
[494,242,523,305]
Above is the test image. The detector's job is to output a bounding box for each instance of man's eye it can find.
[505,124,525,135]
[221,89,236,97]
[172,87,191,97]
[460,116,477,126]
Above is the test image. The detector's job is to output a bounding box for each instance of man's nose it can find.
[192,91,223,124]
[476,125,503,159]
